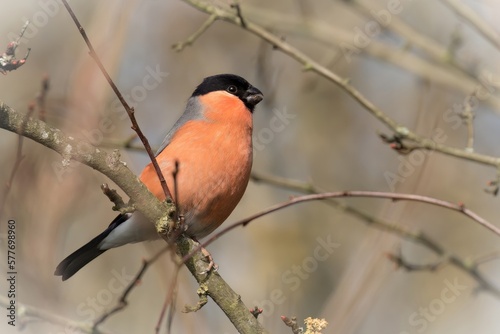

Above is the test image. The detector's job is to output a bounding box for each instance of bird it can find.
[55,74,263,280]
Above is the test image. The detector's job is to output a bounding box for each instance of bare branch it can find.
[386,250,447,272]
[61,0,172,201]
[92,247,170,330]
[440,0,500,52]
[461,91,476,152]
[36,74,49,122]
[172,14,217,52]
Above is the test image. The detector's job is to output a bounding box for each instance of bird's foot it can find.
[199,246,218,275]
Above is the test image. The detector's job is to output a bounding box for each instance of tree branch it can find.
[172,14,218,52]
[61,0,172,201]
[92,246,170,330]
[440,0,500,52]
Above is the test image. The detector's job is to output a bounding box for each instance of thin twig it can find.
[387,250,447,272]
[461,91,476,152]
[100,139,158,152]
[474,251,500,266]
[183,190,500,264]
[440,0,500,52]
[37,74,49,122]
[230,2,246,28]
[61,0,172,201]
[387,251,500,297]
[92,246,170,330]
[172,160,180,223]
[172,14,217,52]
[100,183,135,214]
[155,251,182,334]
[347,0,473,78]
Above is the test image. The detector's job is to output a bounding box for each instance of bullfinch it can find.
[55,74,263,280]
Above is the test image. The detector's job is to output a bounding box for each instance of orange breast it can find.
[139,92,253,238]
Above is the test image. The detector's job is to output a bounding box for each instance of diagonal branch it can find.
[172,14,218,52]
[440,0,500,53]
[61,0,172,201]
[92,246,170,330]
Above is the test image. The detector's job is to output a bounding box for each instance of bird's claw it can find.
[199,246,218,275]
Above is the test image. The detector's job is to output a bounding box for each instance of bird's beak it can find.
[243,86,264,109]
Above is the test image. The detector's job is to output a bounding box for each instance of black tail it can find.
[54,214,129,281]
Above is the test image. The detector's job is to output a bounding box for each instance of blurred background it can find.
[1,0,500,333]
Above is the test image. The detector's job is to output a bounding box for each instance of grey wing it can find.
[155,97,205,156]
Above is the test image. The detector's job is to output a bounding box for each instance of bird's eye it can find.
[227,85,237,94]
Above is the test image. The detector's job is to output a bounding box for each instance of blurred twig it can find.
[387,250,500,297]
[346,0,474,77]
[440,0,500,52]
[61,0,172,201]
[387,252,446,272]
[36,74,49,121]
[92,246,170,330]
[474,251,500,266]
[155,251,180,334]
[100,138,157,152]
[172,14,217,52]
[460,91,476,152]
[0,295,107,334]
